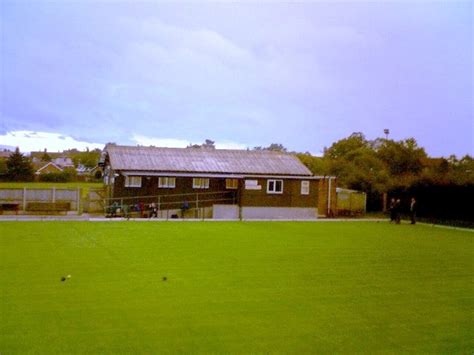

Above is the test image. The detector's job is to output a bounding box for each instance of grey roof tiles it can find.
[106,145,312,176]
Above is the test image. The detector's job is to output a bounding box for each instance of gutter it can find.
[119,171,334,180]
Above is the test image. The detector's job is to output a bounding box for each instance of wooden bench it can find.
[0,203,20,215]
[26,202,71,215]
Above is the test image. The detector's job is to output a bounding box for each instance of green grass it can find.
[0,182,103,190]
[0,222,472,353]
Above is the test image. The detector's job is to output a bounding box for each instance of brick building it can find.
[100,144,336,219]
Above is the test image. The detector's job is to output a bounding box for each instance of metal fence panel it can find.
[27,189,53,202]
[0,187,105,214]
[55,189,77,201]
[0,189,24,201]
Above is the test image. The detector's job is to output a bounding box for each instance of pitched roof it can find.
[105,145,312,176]
[34,161,64,174]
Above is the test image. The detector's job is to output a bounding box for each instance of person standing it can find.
[410,197,417,225]
[395,199,401,224]
[389,198,396,223]
[181,200,190,218]
[149,202,158,218]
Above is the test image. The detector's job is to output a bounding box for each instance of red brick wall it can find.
[240,178,318,208]
[111,174,335,212]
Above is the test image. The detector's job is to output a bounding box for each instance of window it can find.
[245,180,261,190]
[267,179,283,194]
[158,177,176,188]
[125,176,142,188]
[226,178,238,189]
[193,178,210,189]
[301,180,310,195]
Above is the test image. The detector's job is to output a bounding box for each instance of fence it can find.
[106,190,238,219]
[0,187,105,214]
[336,188,367,216]
[83,189,105,213]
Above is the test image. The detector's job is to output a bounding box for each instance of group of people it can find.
[107,201,157,218]
[389,197,417,224]
[107,200,193,219]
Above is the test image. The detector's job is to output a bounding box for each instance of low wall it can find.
[242,207,317,220]
[213,205,239,219]
[155,207,213,219]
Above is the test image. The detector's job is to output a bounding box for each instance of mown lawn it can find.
[0,221,472,353]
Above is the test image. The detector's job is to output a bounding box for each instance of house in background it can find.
[100,144,336,219]
[33,157,75,176]
[33,161,64,175]
[0,150,12,159]
[30,151,75,176]
[51,157,74,168]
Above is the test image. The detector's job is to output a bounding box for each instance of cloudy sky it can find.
[1,1,472,156]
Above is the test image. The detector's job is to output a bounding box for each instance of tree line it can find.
[296,132,473,221]
[297,132,472,191]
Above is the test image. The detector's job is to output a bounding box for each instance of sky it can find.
[0,0,472,157]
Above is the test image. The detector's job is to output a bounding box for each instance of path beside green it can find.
[1,222,472,353]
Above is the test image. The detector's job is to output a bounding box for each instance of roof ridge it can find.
[107,144,292,155]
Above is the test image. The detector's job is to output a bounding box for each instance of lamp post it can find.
[382,129,390,213]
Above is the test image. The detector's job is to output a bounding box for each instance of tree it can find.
[324,132,368,160]
[0,159,7,177]
[202,139,216,149]
[375,138,427,176]
[39,168,77,182]
[6,148,34,181]
[450,155,474,185]
[296,153,330,176]
[253,143,288,152]
[321,132,391,212]
[187,143,201,148]
[78,150,101,168]
[187,139,216,149]
[41,149,52,162]
[266,143,287,152]
[66,149,101,168]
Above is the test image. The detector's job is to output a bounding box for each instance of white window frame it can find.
[301,180,310,195]
[125,176,142,188]
[245,179,260,190]
[193,178,210,189]
[225,178,238,189]
[267,179,283,194]
[158,177,176,188]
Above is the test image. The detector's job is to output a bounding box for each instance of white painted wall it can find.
[242,207,317,220]
[213,205,239,219]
